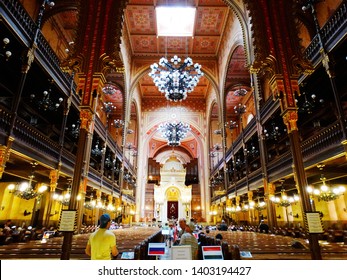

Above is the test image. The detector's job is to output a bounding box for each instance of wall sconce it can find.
[24,210,32,216]
[49,210,59,217]
[276,215,281,219]
[289,212,299,218]
[0,206,4,211]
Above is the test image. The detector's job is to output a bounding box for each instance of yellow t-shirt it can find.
[87,228,116,260]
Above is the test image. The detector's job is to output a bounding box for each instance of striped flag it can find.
[148,243,166,255]
[202,246,224,260]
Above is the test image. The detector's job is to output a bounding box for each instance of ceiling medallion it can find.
[158,121,191,146]
[149,55,204,102]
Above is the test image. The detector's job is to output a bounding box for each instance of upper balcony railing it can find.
[0,0,73,93]
[304,1,347,63]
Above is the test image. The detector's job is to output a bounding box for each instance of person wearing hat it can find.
[85,213,118,260]
[179,222,198,260]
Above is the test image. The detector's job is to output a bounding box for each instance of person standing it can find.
[85,213,118,260]
[179,223,198,260]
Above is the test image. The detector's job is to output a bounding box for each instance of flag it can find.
[202,246,223,260]
[148,243,166,255]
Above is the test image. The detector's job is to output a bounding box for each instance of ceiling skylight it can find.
[156,6,196,37]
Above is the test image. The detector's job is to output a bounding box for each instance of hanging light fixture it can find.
[113,119,124,128]
[30,80,63,111]
[91,139,104,157]
[158,121,191,146]
[7,162,48,200]
[1,37,12,61]
[102,82,118,95]
[234,103,246,115]
[69,121,80,139]
[53,188,71,206]
[254,199,267,211]
[233,85,248,97]
[102,102,116,114]
[296,91,324,115]
[307,175,346,202]
[84,194,96,210]
[270,189,299,207]
[149,55,203,102]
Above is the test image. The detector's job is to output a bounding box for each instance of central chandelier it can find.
[158,121,190,146]
[149,55,203,102]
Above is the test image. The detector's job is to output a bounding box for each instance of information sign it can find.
[58,210,77,232]
[171,245,192,260]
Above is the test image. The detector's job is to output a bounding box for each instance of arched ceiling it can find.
[44,0,251,162]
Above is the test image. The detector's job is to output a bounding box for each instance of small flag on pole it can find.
[202,246,224,260]
[148,243,166,256]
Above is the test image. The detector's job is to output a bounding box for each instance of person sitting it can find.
[215,233,223,240]
[179,223,198,260]
[218,220,228,231]
[259,220,269,233]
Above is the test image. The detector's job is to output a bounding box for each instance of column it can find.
[0,145,11,179]
[44,169,59,227]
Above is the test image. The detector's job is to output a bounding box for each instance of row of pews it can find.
[205,230,347,260]
[1,226,346,260]
[0,227,161,260]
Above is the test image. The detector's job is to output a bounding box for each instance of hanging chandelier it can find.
[149,55,203,102]
[30,87,63,111]
[306,177,346,202]
[254,200,267,211]
[113,119,124,128]
[102,82,118,95]
[158,121,191,146]
[7,175,48,200]
[53,189,71,206]
[270,190,299,207]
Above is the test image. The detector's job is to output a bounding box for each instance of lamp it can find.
[30,81,63,111]
[1,37,12,61]
[270,189,299,207]
[84,196,96,210]
[149,55,203,102]
[158,121,190,146]
[53,188,71,206]
[264,121,283,141]
[91,139,104,157]
[233,85,248,97]
[296,91,324,115]
[307,175,346,202]
[123,172,137,188]
[7,173,48,200]
[113,119,124,128]
[234,103,246,115]
[254,200,266,211]
[102,82,118,95]
[102,102,116,114]
[69,121,80,139]
[225,120,238,130]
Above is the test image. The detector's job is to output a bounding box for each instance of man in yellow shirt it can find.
[85,213,118,260]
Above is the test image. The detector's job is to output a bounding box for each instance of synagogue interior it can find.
[0,0,347,260]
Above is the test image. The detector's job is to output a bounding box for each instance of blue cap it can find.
[99,213,111,228]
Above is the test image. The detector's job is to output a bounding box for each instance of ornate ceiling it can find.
[45,0,250,160]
